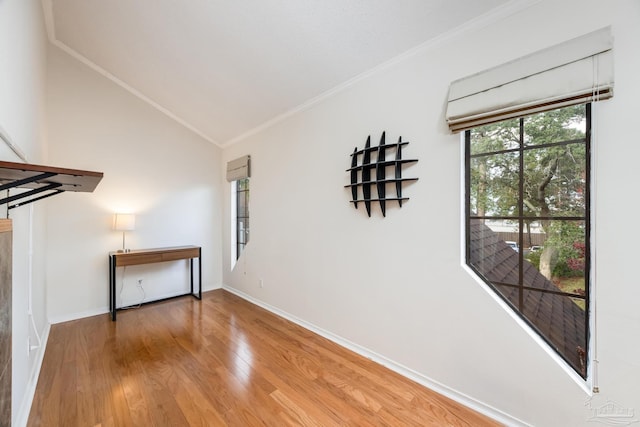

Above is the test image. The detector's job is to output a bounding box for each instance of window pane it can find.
[469,152,519,216]
[243,217,250,235]
[469,219,520,287]
[238,191,249,217]
[237,218,249,244]
[237,178,249,191]
[523,105,586,146]
[524,220,586,297]
[493,283,520,313]
[521,289,587,376]
[522,143,586,217]
[470,119,520,155]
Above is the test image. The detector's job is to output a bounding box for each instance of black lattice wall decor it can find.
[345,132,418,217]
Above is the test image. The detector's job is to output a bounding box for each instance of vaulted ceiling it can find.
[43,0,509,146]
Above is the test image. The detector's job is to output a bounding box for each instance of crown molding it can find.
[39,0,222,147]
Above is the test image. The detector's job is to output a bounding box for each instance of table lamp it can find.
[113,213,135,253]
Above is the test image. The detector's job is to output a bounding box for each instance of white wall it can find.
[0,0,49,424]
[45,47,224,322]
[222,1,640,426]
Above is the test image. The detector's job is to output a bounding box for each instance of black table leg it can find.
[190,258,194,295]
[109,255,116,321]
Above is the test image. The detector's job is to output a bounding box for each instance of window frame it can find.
[235,177,250,261]
[464,104,592,379]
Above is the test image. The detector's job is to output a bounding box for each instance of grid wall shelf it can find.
[345,132,418,217]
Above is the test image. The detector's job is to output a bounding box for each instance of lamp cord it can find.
[119,266,145,309]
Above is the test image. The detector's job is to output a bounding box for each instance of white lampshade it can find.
[113,213,136,231]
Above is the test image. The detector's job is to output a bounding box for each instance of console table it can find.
[108,245,201,321]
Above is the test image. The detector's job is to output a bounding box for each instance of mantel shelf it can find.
[0,160,103,210]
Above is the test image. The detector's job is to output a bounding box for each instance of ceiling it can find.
[44,0,510,146]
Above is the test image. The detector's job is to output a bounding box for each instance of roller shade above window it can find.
[446,27,613,133]
[226,155,251,182]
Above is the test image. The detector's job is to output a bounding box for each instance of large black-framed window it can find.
[465,104,591,378]
[236,177,249,260]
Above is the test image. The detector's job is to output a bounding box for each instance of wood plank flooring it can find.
[28,289,501,426]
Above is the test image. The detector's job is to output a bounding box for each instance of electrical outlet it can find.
[138,279,143,286]
[259,279,264,288]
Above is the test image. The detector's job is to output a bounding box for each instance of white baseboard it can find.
[222,284,529,427]
[48,307,109,324]
[47,284,222,325]
[14,322,51,427]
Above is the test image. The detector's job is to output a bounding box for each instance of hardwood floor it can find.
[28,289,500,426]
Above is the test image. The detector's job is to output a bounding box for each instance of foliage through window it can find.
[465,104,590,378]
[236,178,249,260]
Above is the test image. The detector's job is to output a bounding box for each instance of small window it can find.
[465,104,590,378]
[235,177,250,260]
